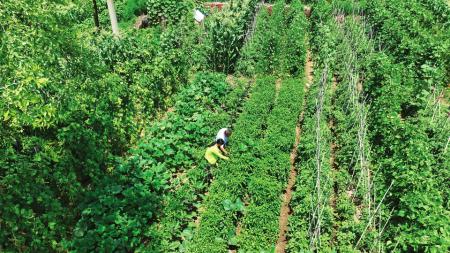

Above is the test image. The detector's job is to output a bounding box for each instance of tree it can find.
[92,0,100,32]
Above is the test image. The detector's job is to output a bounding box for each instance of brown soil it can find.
[357,80,363,93]
[275,78,282,101]
[438,86,450,107]
[304,6,312,18]
[274,123,302,253]
[305,50,314,89]
[274,50,313,253]
[170,171,188,190]
[226,75,238,87]
[354,204,363,222]
[194,206,205,227]
[229,222,242,253]
[336,14,345,24]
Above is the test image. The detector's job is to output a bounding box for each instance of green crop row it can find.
[186,76,278,252]
[362,51,450,252]
[360,0,450,250]
[287,3,373,251]
[332,21,374,252]
[237,77,305,251]
[287,66,335,252]
[238,0,308,77]
[186,76,307,252]
[286,5,337,251]
[294,1,450,251]
[308,5,382,250]
[233,3,309,247]
[152,76,252,253]
[324,15,380,251]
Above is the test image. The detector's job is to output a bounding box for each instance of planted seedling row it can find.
[186,76,278,253]
[326,14,380,251]
[286,63,335,252]
[236,77,306,251]
[238,0,308,77]
[153,76,253,252]
[303,1,450,251]
[361,0,450,250]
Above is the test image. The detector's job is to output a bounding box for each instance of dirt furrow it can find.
[305,50,314,88]
[274,122,302,253]
[274,49,313,253]
[275,78,282,100]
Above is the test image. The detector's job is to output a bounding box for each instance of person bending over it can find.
[215,127,232,155]
[204,139,229,165]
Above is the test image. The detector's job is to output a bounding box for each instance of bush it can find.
[124,0,147,20]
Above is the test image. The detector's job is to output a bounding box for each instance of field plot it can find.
[0,0,449,252]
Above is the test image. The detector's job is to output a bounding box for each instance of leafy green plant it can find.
[202,0,259,74]
[186,77,278,252]
[68,159,168,252]
[238,0,307,76]
[146,0,193,25]
[1,1,201,251]
[222,198,245,212]
[238,77,305,251]
[124,0,147,20]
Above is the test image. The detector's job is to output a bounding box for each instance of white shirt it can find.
[194,10,205,23]
[215,128,228,144]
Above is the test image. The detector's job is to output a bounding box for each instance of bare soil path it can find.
[305,50,314,87]
[274,49,314,253]
[275,78,282,100]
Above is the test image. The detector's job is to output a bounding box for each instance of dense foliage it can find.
[238,0,307,76]
[1,0,191,251]
[364,0,449,93]
[187,76,278,252]
[361,0,450,250]
[201,0,259,73]
[188,1,308,251]
[1,0,448,252]
[288,0,450,252]
[70,72,245,252]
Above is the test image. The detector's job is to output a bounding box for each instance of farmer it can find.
[215,127,232,155]
[204,139,229,165]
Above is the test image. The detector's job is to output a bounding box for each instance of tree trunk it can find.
[106,0,119,36]
[92,0,100,32]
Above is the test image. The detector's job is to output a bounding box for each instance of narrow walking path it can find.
[274,49,314,253]
[275,79,282,99]
[305,50,314,87]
